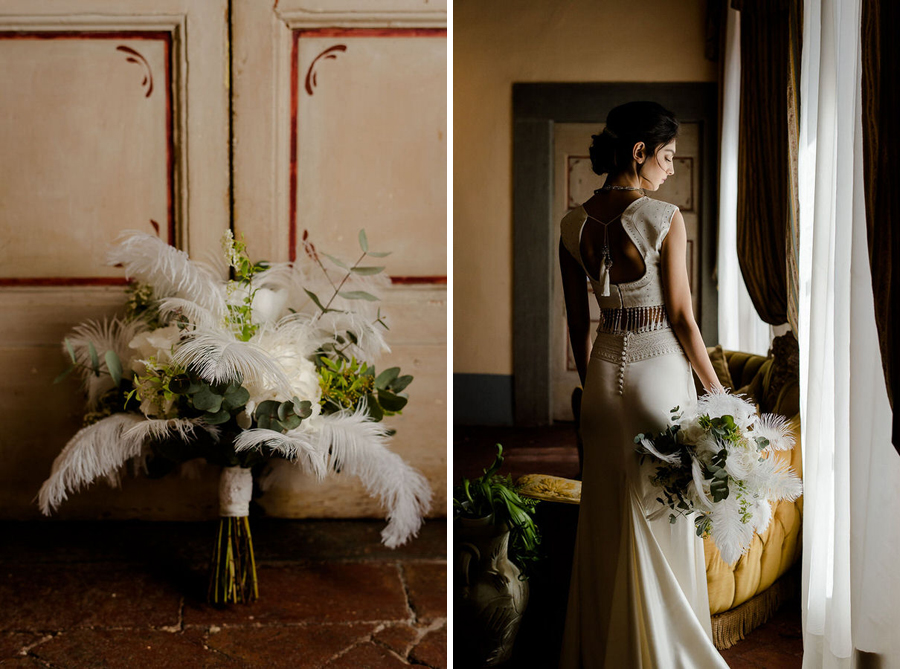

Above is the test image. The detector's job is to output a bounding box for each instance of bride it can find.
[557,101,729,668]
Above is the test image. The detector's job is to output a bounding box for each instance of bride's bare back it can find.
[579,193,646,286]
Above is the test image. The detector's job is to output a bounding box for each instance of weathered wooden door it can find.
[0,0,447,521]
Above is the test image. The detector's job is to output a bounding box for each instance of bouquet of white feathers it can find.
[634,391,802,565]
[39,228,431,604]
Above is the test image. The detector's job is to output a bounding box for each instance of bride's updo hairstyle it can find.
[589,101,679,176]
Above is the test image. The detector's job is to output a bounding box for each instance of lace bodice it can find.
[560,196,680,311]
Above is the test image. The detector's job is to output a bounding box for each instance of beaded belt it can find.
[595,305,669,334]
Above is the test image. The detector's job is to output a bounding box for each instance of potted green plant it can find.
[453,444,541,667]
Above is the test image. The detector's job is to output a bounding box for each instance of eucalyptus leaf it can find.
[104,350,123,387]
[350,266,385,275]
[204,408,231,425]
[222,386,249,411]
[277,400,294,422]
[278,414,302,431]
[88,342,100,376]
[53,365,76,384]
[339,290,379,302]
[304,287,331,313]
[366,251,392,258]
[375,367,400,390]
[358,229,368,252]
[322,253,349,269]
[64,338,77,364]
[377,389,408,412]
[365,393,384,422]
[192,386,223,413]
[389,375,414,393]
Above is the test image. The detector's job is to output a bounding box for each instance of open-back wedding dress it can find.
[558,196,728,668]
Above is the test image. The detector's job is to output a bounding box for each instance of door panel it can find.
[229,0,448,519]
[0,0,230,519]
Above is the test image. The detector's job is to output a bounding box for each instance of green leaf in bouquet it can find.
[209,380,231,395]
[366,251,392,258]
[345,331,358,345]
[375,367,400,390]
[277,401,295,422]
[88,341,100,376]
[710,472,729,503]
[292,398,313,419]
[389,374,413,393]
[255,400,281,431]
[365,392,384,421]
[376,389,408,412]
[53,365,77,384]
[204,409,231,425]
[358,228,369,252]
[278,414,302,431]
[339,290,379,302]
[350,266,385,276]
[754,436,770,450]
[64,338,77,364]
[223,385,250,411]
[323,253,349,269]
[669,514,677,524]
[193,386,223,413]
[304,288,333,314]
[104,350,123,387]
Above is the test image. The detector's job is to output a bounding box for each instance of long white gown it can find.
[558,196,729,669]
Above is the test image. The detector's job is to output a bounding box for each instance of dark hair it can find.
[589,101,679,176]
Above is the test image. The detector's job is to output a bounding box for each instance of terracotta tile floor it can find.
[454,424,803,668]
[0,519,446,668]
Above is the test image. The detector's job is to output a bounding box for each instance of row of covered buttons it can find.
[617,332,631,395]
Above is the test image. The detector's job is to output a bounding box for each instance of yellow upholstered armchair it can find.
[517,333,802,650]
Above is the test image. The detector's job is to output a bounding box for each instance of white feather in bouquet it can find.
[42,227,429,588]
[635,390,802,565]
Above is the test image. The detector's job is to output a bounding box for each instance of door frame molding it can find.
[512,82,719,425]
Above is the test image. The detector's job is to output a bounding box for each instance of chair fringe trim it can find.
[711,571,798,650]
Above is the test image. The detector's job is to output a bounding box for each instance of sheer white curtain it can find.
[798,0,900,666]
[717,4,773,356]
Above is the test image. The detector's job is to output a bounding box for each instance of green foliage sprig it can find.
[453,444,542,579]
[316,356,412,423]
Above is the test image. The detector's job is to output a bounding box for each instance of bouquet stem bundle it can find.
[209,515,258,604]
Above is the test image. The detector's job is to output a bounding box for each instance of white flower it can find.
[127,325,182,374]
[251,288,289,325]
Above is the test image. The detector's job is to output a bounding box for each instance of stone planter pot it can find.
[455,512,529,667]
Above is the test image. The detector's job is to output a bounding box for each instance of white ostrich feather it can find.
[66,317,149,409]
[690,459,715,511]
[752,413,796,451]
[38,413,146,515]
[709,493,756,565]
[639,437,681,465]
[750,497,773,535]
[696,390,757,428]
[314,310,391,360]
[121,416,220,444]
[156,297,223,330]
[318,405,432,548]
[107,231,224,312]
[240,405,432,548]
[743,454,803,503]
[233,428,327,480]
[172,329,293,394]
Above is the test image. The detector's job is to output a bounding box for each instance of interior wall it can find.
[453,0,718,404]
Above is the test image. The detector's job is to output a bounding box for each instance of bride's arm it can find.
[660,209,725,394]
[560,239,590,387]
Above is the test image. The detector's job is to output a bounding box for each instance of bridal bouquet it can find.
[39,229,431,603]
[634,391,802,565]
